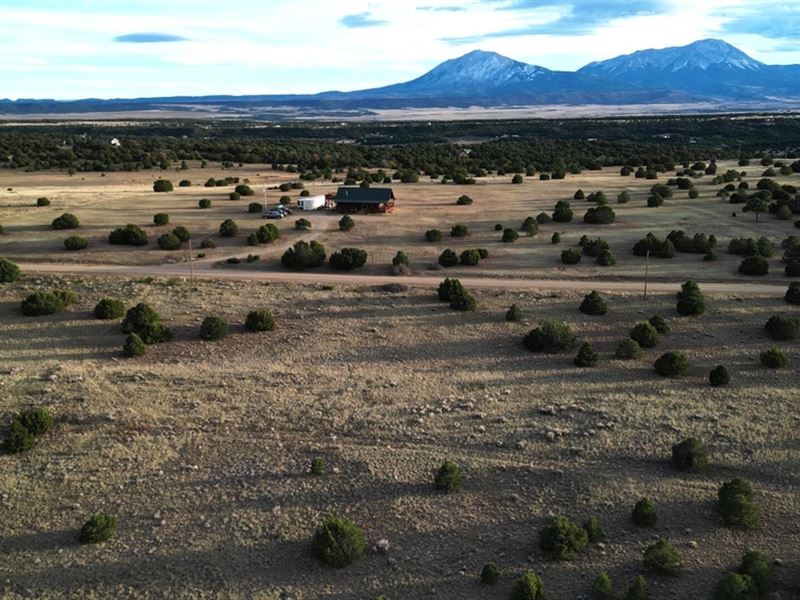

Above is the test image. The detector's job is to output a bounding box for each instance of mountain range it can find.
[2,39,799,116]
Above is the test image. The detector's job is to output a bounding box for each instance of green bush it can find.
[198,198,211,209]
[718,478,760,529]
[281,240,326,270]
[392,251,409,266]
[36,197,50,207]
[200,239,216,249]
[654,352,690,377]
[20,290,78,316]
[339,215,355,231]
[15,408,53,437]
[449,291,477,311]
[122,333,146,357]
[63,235,88,251]
[310,457,325,475]
[171,226,190,242]
[632,498,657,527]
[512,174,523,184]
[785,282,800,305]
[138,322,173,344]
[219,219,238,237]
[506,304,522,322]
[310,516,365,568]
[178,179,191,187]
[551,232,561,244]
[4,419,36,453]
[737,550,774,596]
[709,365,730,386]
[295,218,312,231]
[765,314,800,340]
[574,342,598,367]
[121,303,160,334]
[234,184,254,196]
[714,573,757,600]
[94,298,125,320]
[579,291,607,316]
[153,213,169,226]
[330,247,367,271]
[438,248,458,267]
[643,539,682,575]
[676,280,705,316]
[553,200,573,222]
[52,213,79,230]
[523,320,576,353]
[538,515,588,560]
[561,248,582,264]
[536,212,551,224]
[629,322,660,348]
[438,278,464,302]
[494,223,503,231]
[583,516,605,543]
[583,205,616,224]
[510,571,545,600]
[229,192,241,201]
[157,232,181,250]
[434,460,461,493]
[672,437,708,472]
[79,513,118,544]
[617,191,631,204]
[648,315,670,334]
[153,179,173,192]
[502,228,519,243]
[256,223,280,244]
[247,233,259,246]
[109,224,148,246]
[760,347,787,368]
[451,224,468,237]
[424,229,443,242]
[738,255,769,276]
[200,316,228,341]
[593,571,614,600]
[0,258,21,283]
[615,338,642,359]
[460,249,481,266]
[624,576,650,600]
[785,261,800,277]
[480,562,501,585]
[456,195,473,205]
[245,310,275,332]
[521,216,538,236]
[596,249,616,266]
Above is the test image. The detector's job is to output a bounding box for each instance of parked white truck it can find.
[297,195,326,211]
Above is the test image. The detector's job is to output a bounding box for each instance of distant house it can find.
[334,187,395,213]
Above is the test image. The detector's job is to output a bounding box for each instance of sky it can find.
[1,0,799,100]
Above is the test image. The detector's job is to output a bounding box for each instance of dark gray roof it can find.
[334,187,395,203]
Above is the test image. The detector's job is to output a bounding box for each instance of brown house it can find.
[334,187,395,213]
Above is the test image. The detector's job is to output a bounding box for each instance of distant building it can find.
[334,187,395,213]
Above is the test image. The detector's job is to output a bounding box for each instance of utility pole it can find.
[188,238,195,285]
[644,250,650,300]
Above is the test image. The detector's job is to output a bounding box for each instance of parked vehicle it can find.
[262,210,284,219]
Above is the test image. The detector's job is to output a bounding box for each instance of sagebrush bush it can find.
[632,498,657,527]
[764,314,800,340]
[438,248,458,267]
[245,310,275,332]
[760,347,787,368]
[574,342,598,367]
[718,478,760,529]
[200,316,228,341]
[583,516,605,543]
[311,516,365,568]
[643,539,682,575]
[4,419,36,453]
[737,550,774,596]
[281,240,326,270]
[52,213,79,230]
[629,322,660,348]
[21,289,77,316]
[434,460,461,493]
[63,235,88,251]
[538,515,589,560]
[506,304,522,322]
[122,333,146,357]
[523,320,576,353]
[330,247,368,271]
[94,298,125,320]
[153,213,169,226]
[579,291,607,316]
[593,571,614,600]
[480,562,501,585]
[79,513,118,544]
[425,229,443,242]
[510,571,545,600]
[709,365,730,386]
[0,258,21,283]
[671,437,708,472]
[615,338,642,359]
[654,352,689,377]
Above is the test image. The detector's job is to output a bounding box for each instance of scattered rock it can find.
[375,539,390,554]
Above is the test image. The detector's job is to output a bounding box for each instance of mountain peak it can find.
[417,49,551,86]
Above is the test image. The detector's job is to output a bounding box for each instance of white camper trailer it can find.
[297,195,326,211]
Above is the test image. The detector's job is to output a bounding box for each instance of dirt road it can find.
[17,261,791,296]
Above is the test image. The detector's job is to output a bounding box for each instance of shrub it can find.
[138,322,173,344]
[583,516,605,543]
[121,303,161,334]
[235,184,253,196]
[21,290,77,316]
[63,235,88,251]
[624,576,650,600]
[178,179,191,187]
[615,339,642,359]
[438,248,459,267]
[786,260,800,277]
[256,223,280,244]
[227,257,241,265]
[36,197,50,207]
[512,174,523,184]
[247,233,259,246]
[553,200,573,222]
[654,351,689,377]
[480,562,501,585]
[629,322,660,348]
[79,513,118,544]
[281,240,326,270]
[786,282,800,305]
[502,228,519,243]
[0,258,21,283]
[245,310,275,332]
[536,212,551,224]
[506,304,522,322]
[94,298,125,320]
[524,320,576,353]
[247,202,263,214]
[709,365,730,386]
[460,249,481,266]
[434,460,461,493]
[153,213,169,226]
[765,314,800,340]
[122,333,146,357]
[200,239,216,249]
[173,224,190,241]
[538,515,588,560]
[574,342,598,367]
[561,248,582,264]
[424,229,443,242]
[521,216,538,236]
[456,195,473,205]
[438,278,465,302]
[739,255,769,276]
[109,224,148,246]
[551,232,561,244]
[718,478,760,529]
[579,291,607,316]
[153,179,173,192]
[494,223,503,231]
[52,213,79,230]
[157,232,181,250]
[4,419,36,453]
[219,219,239,237]
[451,224,468,237]
[715,573,757,600]
[200,316,228,341]
[596,249,616,266]
[330,247,368,271]
[737,550,774,596]
[584,205,616,224]
[617,190,631,203]
[15,408,52,436]
[648,315,670,334]
[632,498,657,527]
[510,571,545,600]
[643,539,682,575]
[392,251,409,267]
[198,198,211,209]
[295,218,312,231]
[310,457,325,475]
[593,571,614,600]
[760,347,787,368]
[672,437,708,472]
[449,291,477,311]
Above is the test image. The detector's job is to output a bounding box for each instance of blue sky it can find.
[1,0,799,99]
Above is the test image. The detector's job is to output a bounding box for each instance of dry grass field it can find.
[0,159,798,599]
